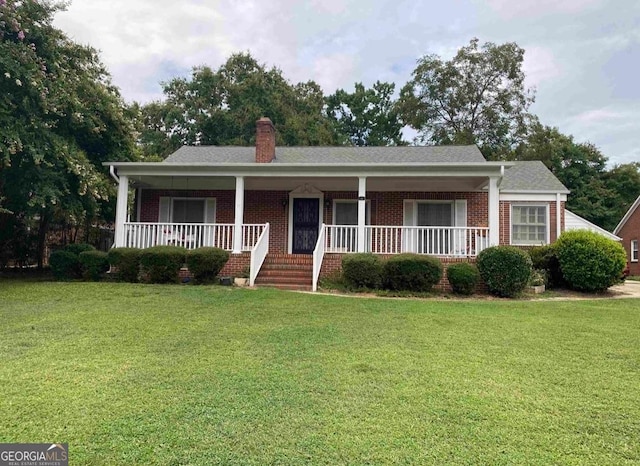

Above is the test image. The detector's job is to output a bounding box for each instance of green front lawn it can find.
[1,282,639,465]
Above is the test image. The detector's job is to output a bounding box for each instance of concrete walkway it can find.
[610,280,640,299]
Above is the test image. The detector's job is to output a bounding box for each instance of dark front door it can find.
[292,198,320,254]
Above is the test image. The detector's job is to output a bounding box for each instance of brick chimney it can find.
[255,117,275,163]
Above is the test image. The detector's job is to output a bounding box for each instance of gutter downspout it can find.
[109,165,119,183]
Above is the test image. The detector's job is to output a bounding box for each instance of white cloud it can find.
[522,46,563,88]
[484,0,602,20]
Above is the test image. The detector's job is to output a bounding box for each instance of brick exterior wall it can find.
[617,205,640,276]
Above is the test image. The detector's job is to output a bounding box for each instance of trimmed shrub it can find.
[49,243,97,280]
[555,230,626,292]
[446,262,480,295]
[64,243,95,256]
[528,244,564,289]
[342,253,383,289]
[49,250,81,280]
[383,254,443,292]
[477,246,532,297]
[186,247,230,284]
[79,251,109,281]
[139,246,186,284]
[108,248,141,283]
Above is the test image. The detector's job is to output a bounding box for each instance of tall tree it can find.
[515,122,626,231]
[0,0,136,266]
[325,81,405,146]
[399,38,535,159]
[140,52,341,155]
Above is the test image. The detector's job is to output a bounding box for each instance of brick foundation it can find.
[320,253,485,293]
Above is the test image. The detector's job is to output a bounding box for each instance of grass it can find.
[1,282,639,465]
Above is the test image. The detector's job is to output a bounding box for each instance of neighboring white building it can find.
[565,209,621,241]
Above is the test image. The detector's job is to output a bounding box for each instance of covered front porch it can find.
[107,161,507,290]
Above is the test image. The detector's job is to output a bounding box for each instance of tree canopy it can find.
[0,0,137,266]
[137,53,341,158]
[325,81,405,146]
[399,38,535,160]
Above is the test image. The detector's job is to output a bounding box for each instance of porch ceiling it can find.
[130,175,489,192]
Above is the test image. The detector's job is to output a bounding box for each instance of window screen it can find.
[172,199,205,223]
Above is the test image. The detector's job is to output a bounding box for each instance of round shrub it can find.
[342,253,383,289]
[446,262,480,295]
[49,250,81,280]
[79,250,109,281]
[555,230,626,292]
[108,248,141,282]
[383,254,443,292]
[64,243,95,256]
[528,244,564,289]
[477,246,532,297]
[140,246,186,284]
[186,247,230,284]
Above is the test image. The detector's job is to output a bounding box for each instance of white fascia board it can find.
[613,194,640,235]
[500,193,568,202]
[104,162,508,178]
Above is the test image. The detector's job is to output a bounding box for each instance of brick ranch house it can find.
[614,194,640,276]
[105,117,569,290]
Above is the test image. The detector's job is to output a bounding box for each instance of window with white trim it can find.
[511,205,548,245]
[631,240,638,262]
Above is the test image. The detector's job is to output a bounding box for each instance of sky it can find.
[54,0,640,165]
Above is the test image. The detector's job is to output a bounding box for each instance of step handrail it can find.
[249,223,270,286]
[312,224,326,292]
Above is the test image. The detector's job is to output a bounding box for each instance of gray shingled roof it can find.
[164,145,486,164]
[162,145,567,192]
[501,161,569,192]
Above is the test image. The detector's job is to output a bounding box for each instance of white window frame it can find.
[332,199,371,225]
[510,204,550,245]
[631,240,638,262]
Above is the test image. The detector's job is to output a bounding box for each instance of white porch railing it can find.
[323,225,490,257]
[312,223,326,292]
[249,223,270,286]
[242,224,267,251]
[122,222,267,251]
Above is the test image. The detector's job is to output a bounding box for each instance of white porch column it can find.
[114,175,129,247]
[556,192,562,241]
[357,176,367,253]
[233,176,245,254]
[488,176,500,246]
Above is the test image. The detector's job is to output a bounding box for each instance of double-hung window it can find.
[511,205,548,245]
[631,240,639,262]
